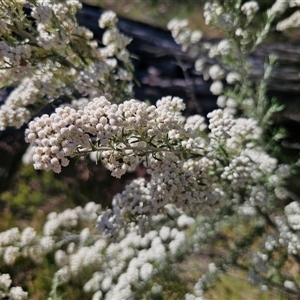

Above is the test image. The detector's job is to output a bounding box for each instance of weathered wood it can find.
[77,3,300,98]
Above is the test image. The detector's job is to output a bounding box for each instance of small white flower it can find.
[208,64,225,80]
[226,72,241,84]
[140,262,153,281]
[0,273,12,291]
[98,11,117,28]
[241,1,259,17]
[9,287,28,300]
[210,80,223,95]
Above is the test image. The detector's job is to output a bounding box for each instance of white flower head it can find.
[208,64,225,80]
[210,80,223,95]
[241,1,259,17]
[0,273,11,291]
[99,11,117,28]
[9,286,28,300]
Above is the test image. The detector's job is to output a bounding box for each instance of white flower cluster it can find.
[207,109,234,139]
[97,150,211,238]
[238,201,257,217]
[264,234,278,252]
[25,105,89,173]
[1,0,298,297]
[0,42,32,84]
[168,0,298,132]
[43,202,101,237]
[99,10,118,28]
[275,216,300,254]
[0,0,83,84]
[0,273,28,300]
[94,99,282,238]
[0,202,100,270]
[177,214,196,228]
[241,1,259,17]
[226,71,241,84]
[167,18,202,53]
[267,0,289,19]
[221,155,253,187]
[244,202,300,290]
[216,95,238,115]
[209,80,223,95]
[203,2,223,25]
[0,200,196,299]
[82,225,187,299]
[208,64,225,80]
[208,39,231,58]
[23,85,287,244]
[73,11,133,102]
[285,201,300,231]
[276,10,300,31]
[99,11,132,61]
[0,78,38,130]
[227,118,262,148]
[31,1,84,51]
[0,227,40,265]
[80,225,186,299]
[25,96,186,175]
[243,148,278,175]
[0,4,134,130]
[184,115,207,137]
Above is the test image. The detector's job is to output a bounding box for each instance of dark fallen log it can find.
[1,3,300,194]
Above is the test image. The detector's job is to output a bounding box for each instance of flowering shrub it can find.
[1,0,300,299]
[0,0,133,130]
